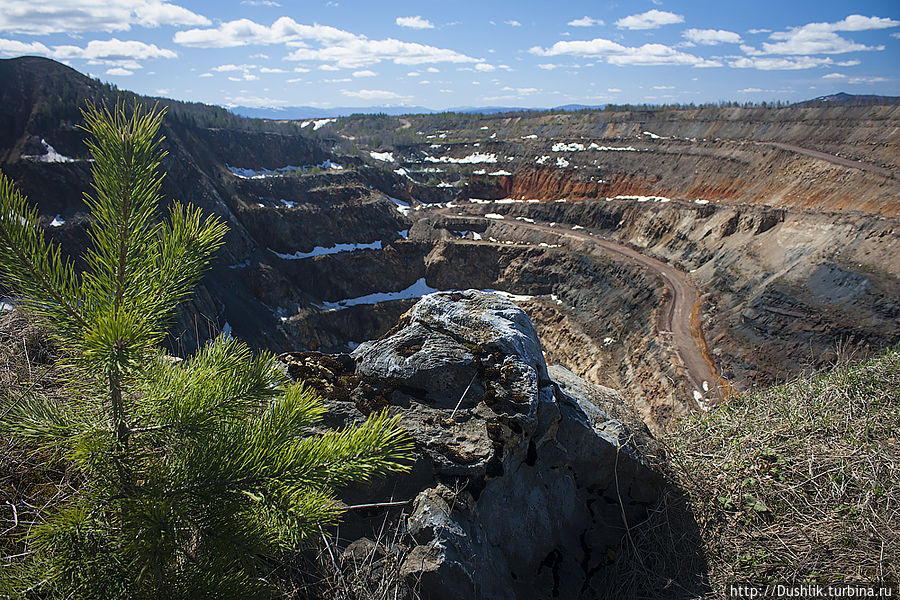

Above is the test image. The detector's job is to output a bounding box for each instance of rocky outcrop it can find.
[282,290,662,600]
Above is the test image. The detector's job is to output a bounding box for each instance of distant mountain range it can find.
[230,104,606,120]
[791,92,900,108]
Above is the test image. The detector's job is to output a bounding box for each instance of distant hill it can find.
[229,104,605,120]
[792,92,900,108]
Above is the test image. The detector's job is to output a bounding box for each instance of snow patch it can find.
[316,277,439,311]
[515,216,535,223]
[485,213,505,220]
[521,134,538,139]
[536,155,550,165]
[424,152,497,164]
[50,214,65,227]
[488,170,512,176]
[589,143,638,152]
[556,157,570,168]
[270,240,382,260]
[694,199,710,205]
[614,195,672,203]
[552,142,585,152]
[22,139,76,163]
[643,131,665,139]
[370,151,395,162]
[387,196,411,215]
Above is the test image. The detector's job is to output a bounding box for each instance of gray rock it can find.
[290,290,663,600]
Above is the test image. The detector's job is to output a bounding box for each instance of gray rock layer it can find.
[288,290,662,600]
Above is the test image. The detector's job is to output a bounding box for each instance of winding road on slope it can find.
[435,209,727,406]
[762,142,894,177]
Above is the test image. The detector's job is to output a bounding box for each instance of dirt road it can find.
[763,142,893,177]
[437,210,727,405]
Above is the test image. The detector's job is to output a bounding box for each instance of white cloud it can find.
[836,59,861,66]
[319,64,340,71]
[426,66,439,72]
[537,63,559,70]
[259,67,286,73]
[407,71,420,77]
[352,69,376,77]
[0,0,209,35]
[747,28,771,34]
[530,38,720,67]
[474,62,496,71]
[396,16,434,29]
[683,28,742,45]
[607,87,621,92]
[568,17,604,27]
[52,39,177,61]
[177,18,480,69]
[615,10,684,30]
[341,89,408,101]
[241,0,281,5]
[106,67,133,76]
[0,38,51,56]
[744,15,898,56]
[652,85,674,89]
[175,17,356,47]
[505,20,522,27]
[892,32,900,39]
[198,72,213,77]
[738,87,774,92]
[825,74,888,84]
[213,63,254,72]
[729,56,833,70]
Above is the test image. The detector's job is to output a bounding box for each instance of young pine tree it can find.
[0,104,412,598]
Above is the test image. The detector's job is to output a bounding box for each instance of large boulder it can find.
[283,290,662,600]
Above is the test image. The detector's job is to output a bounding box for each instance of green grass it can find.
[666,346,899,592]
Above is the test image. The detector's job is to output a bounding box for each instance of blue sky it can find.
[1,0,898,110]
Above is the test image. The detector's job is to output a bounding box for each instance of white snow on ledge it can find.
[485,213,505,220]
[387,196,411,215]
[301,118,337,130]
[552,142,585,152]
[370,151,395,162]
[316,281,536,312]
[614,195,672,203]
[316,278,439,311]
[50,214,66,227]
[423,152,497,164]
[227,159,342,179]
[270,240,382,260]
[22,139,76,163]
[589,143,639,152]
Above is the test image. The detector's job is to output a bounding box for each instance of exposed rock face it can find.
[283,291,662,600]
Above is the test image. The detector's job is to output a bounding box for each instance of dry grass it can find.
[663,346,899,594]
[0,310,72,564]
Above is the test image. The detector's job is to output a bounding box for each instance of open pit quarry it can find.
[3,57,898,436]
[2,56,899,598]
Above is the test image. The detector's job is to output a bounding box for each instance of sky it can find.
[1,0,898,111]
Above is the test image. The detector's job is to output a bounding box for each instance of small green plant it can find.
[0,103,412,598]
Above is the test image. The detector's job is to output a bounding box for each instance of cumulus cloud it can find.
[615,10,684,30]
[823,73,887,83]
[352,69,376,77]
[175,17,479,69]
[105,67,134,76]
[51,39,177,61]
[396,16,434,29]
[729,56,833,70]
[0,0,209,35]
[683,28,742,45]
[530,38,720,67]
[0,38,51,56]
[743,14,897,56]
[175,17,354,47]
[568,17,604,27]
[505,20,522,27]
